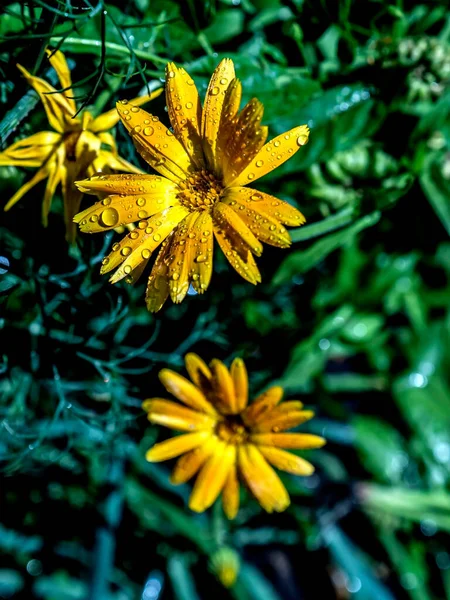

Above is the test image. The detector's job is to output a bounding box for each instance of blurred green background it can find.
[1,0,450,598]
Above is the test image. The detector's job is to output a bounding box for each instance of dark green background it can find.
[1,0,450,598]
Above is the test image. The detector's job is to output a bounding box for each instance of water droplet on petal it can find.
[142,249,151,259]
[143,126,154,136]
[210,86,220,96]
[121,246,131,256]
[100,208,119,227]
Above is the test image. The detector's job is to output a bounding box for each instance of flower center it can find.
[216,415,249,445]
[177,170,223,211]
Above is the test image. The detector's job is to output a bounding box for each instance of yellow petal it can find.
[0,131,61,168]
[17,63,75,132]
[242,386,283,426]
[4,163,50,212]
[75,173,174,196]
[225,125,310,187]
[230,358,248,412]
[201,58,236,172]
[89,88,163,132]
[221,192,292,249]
[46,49,76,113]
[213,221,262,285]
[184,353,212,388]
[168,212,199,304]
[170,435,218,484]
[159,368,218,416]
[42,146,64,225]
[142,398,215,431]
[226,186,306,227]
[145,237,171,312]
[73,180,178,233]
[249,433,326,449]
[116,100,192,182]
[210,359,237,414]
[222,98,267,182]
[213,202,263,256]
[107,206,189,284]
[238,444,290,513]
[222,463,240,519]
[189,443,236,512]
[145,431,211,462]
[253,410,314,433]
[258,446,315,476]
[165,63,204,169]
[215,78,242,176]
[190,210,214,294]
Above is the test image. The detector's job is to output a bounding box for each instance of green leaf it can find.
[420,150,450,236]
[167,554,201,600]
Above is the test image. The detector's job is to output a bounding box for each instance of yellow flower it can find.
[143,354,325,519]
[0,49,162,242]
[74,59,309,311]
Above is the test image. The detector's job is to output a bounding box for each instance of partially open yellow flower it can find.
[143,354,325,518]
[0,49,162,242]
[74,59,309,311]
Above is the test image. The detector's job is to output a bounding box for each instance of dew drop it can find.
[247,173,255,180]
[101,257,109,265]
[130,106,139,113]
[167,71,175,79]
[112,243,120,251]
[153,233,161,242]
[138,210,148,219]
[185,101,193,109]
[297,134,309,146]
[102,197,111,206]
[195,254,207,263]
[89,215,98,222]
[136,198,146,207]
[121,247,132,256]
[124,265,132,274]
[210,86,220,96]
[100,208,119,227]
[220,78,228,85]
[256,160,264,167]
[143,126,154,136]
[142,249,151,259]
[130,231,139,239]
[172,272,180,281]
[133,125,142,133]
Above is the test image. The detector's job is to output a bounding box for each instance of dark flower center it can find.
[216,414,249,444]
[177,170,223,211]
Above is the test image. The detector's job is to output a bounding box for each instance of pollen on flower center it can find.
[216,416,248,444]
[177,170,223,211]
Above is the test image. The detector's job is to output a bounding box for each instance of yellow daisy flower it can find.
[0,49,162,242]
[143,354,325,519]
[74,58,310,311]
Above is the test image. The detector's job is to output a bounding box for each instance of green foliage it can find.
[1,0,450,599]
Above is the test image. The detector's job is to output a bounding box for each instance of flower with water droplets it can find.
[0,49,162,242]
[74,58,309,311]
[143,353,325,518]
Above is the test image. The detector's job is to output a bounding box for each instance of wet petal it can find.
[190,211,214,294]
[258,446,315,476]
[90,88,163,132]
[225,125,310,187]
[46,49,76,113]
[227,186,306,227]
[189,443,236,512]
[75,173,174,196]
[168,212,199,304]
[213,202,263,256]
[116,100,193,181]
[146,431,211,462]
[201,58,236,172]
[142,398,216,431]
[253,410,314,433]
[145,238,171,312]
[165,63,204,169]
[238,444,290,513]
[210,359,237,414]
[213,224,261,285]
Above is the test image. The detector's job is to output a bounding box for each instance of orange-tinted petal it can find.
[142,398,216,431]
[230,358,248,412]
[170,435,219,484]
[168,212,199,304]
[185,353,212,388]
[89,88,163,132]
[238,444,290,513]
[107,206,189,284]
[116,100,192,182]
[253,410,314,433]
[249,433,326,449]
[215,78,242,176]
[226,125,310,187]
[145,431,211,462]
[226,186,306,227]
[165,63,204,169]
[190,210,214,294]
[213,221,261,285]
[159,368,218,416]
[222,463,240,519]
[213,201,263,256]
[189,443,236,512]
[201,58,236,172]
[222,192,292,249]
[210,359,236,414]
[242,386,283,426]
[145,237,171,312]
[258,446,315,476]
